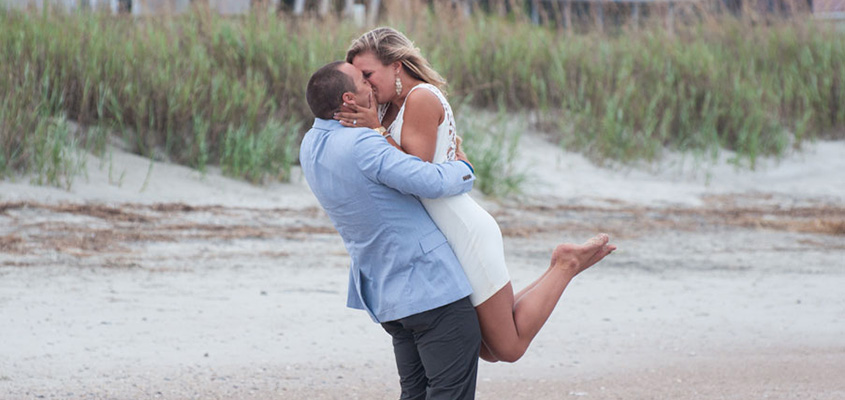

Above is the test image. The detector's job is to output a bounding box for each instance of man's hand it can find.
[334,92,380,129]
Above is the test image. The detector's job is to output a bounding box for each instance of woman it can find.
[335,27,615,363]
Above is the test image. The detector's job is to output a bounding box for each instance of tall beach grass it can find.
[1,6,843,190]
[0,8,353,185]
[421,15,844,167]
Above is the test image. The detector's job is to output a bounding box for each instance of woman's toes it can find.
[589,233,610,246]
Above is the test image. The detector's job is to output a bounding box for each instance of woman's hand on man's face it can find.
[334,92,380,129]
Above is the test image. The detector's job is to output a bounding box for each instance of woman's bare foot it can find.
[550,233,616,277]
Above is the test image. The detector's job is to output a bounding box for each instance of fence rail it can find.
[1,0,840,21]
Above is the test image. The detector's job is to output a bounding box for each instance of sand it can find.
[1,131,844,399]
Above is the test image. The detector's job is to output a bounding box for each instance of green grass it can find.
[455,100,527,197]
[423,17,845,168]
[0,9,347,186]
[28,116,87,189]
[1,7,843,191]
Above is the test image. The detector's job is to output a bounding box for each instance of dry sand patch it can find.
[2,139,844,399]
[2,194,841,266]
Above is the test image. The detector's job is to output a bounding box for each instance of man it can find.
[300,61,481,399]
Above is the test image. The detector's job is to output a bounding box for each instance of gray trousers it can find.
[381,297,481,400]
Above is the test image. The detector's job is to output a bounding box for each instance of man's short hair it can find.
[306,61,356,120]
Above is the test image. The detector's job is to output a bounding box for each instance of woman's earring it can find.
[395,76,402,96]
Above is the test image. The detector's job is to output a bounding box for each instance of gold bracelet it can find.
[375,126,388,136]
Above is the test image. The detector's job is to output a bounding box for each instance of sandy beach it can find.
[1,130,844,399]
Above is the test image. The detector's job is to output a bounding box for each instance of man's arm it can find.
[355,131,474,199]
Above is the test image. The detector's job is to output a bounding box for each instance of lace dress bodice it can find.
[378,83,457,163]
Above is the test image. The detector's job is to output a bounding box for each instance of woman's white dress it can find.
[383,83,510,306]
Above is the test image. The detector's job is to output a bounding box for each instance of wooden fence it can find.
[2,0,839,21]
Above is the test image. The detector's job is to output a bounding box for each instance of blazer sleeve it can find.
[354,130,475,199]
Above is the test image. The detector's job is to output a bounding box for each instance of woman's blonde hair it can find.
[346,27,447,96]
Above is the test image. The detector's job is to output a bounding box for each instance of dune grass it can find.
[1,6,843,192]
[455,101,527,198]
[423,16,844,168]
[0,9,348,185]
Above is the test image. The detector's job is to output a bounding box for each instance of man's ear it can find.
[341,92,355,103]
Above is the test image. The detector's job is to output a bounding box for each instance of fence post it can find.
[318,0,330,16]
[461,0,472,17]
[594,1,605,33]
[367,0,380,25]
[292,0,305,15]
[666,1,675,35]
[632,2,640,30]
[564,0,572,32]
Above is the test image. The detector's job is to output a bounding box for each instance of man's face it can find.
[338,62,373,109]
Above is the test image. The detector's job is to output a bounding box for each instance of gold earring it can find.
[395,75,402,96]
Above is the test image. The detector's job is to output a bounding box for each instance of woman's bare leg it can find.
[511,246,577,303]
[476,234,615,363]
[481,268,557,362]
[482,269,557,362]
[479,343,497,362]
[514,266,554,300]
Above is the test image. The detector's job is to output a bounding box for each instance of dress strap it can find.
[408,84,448,108]
[406,84,457,162]
[388,84,439,133]
[402,84,452,124]
[387,83,457,162]
[378,103,389,123]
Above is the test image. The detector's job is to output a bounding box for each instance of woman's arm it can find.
[385,136,401,150]
[354,132,474,199]
[399,89,444,163]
